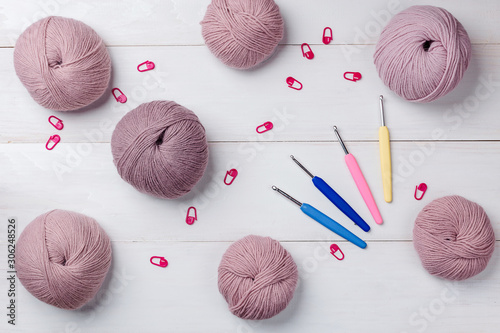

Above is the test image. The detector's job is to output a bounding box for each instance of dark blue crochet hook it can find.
[290,155,370,232]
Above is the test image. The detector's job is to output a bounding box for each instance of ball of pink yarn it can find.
[218,235,298,320]
[111,101,209,199]
[16,210,112,309]
[374,6,471,102]
[201,0,284,69]
[14,16,111,111]
[413,196,495,281]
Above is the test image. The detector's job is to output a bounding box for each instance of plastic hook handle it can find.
[345,154,383,225]
[379,126,392,203]
[312,176,370,232]
[300,203,367,249]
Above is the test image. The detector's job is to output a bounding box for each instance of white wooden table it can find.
[1,1,499,332]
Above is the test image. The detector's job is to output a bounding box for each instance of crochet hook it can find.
[378,95,392,203]
[272,186,367,249]
[332,126,383,225]
[290,155,370,232]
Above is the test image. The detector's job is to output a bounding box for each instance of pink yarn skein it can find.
[374,6,471,102]
[14,16,111,111]
[218,235,298,320]
[16,210,112,309]
[201,0,284,69]
[413,196,495,281]
[111,101,209,199]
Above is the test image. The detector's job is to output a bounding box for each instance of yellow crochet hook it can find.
[378,95,392,203]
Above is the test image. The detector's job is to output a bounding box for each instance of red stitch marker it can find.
[48,116,64,130]
[256,121,273,134]
[112,88,127,103]
[414,183,427,200]
[137,60,155,72]
[330,244,344,260]
[186,207,197,225]
[286,77,303,90]
[323,27,333,45]
[150,256,168,268]
[45,135,60,150]
[344,72,362,82]
[301,43,314,60]
[224,169,238,185]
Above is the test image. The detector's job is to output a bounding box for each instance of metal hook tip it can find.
[379,95,383,100]
[290,155,294,159]
[333,125,338,130]
[272,186,278,191]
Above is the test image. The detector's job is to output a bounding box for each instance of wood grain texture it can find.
[1,0,499,332]
[1,44,500,143]
[0,0,499,46]
[0,241,499,332]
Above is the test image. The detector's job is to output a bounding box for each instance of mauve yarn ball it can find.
[413,196,495,281]
[201,0,284,69]
[16,210,112,309]
[111,101,209,199]
[14,16,111,111]
[374,6,471,102]
[218,235,298,320]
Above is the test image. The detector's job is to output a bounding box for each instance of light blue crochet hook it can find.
[272,186,367,249]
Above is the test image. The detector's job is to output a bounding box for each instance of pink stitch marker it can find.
[112,88,127,103]
[224,169,238,185]
[137,60,155,72]
[415,183,427,200]
[330,244,344,260]
[323,27,333,44]
[344,72,362,82]
[48,116,64,130]
[150,256,168,268]
[256,121,273,134]
[301,43,314,60]
[286,77,303,90]
[186,207,197,225]
[46,135,60,150]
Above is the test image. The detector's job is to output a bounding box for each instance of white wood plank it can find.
[1,44,499,143]
[0,0,498,46]
[0,241,498,332]
[2,141,499,242]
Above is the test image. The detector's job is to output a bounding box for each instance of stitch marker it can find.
[224,169,238,185]
[323,27,333,44]
[344,72,362,82]
[45,135,60,151]
[256,121,273,134]
[150,256,168,268]
[286,77,303,90]
[48,116,64,130]
[301,43,314,59]
[137,60,155,72]
[330,244,344,260]
[415,183,427,200]
[112,88,127,103]
[186,207,197,225]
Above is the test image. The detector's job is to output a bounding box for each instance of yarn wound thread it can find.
[218,235,298,320]
[374,6,471,102]
[413,196,495,281]
[16,210,112,309]
[14,16,111,111]
[111,101,209,199]
[201,0,284,69]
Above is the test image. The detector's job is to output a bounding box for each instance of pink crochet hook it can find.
[333,126,383,225]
